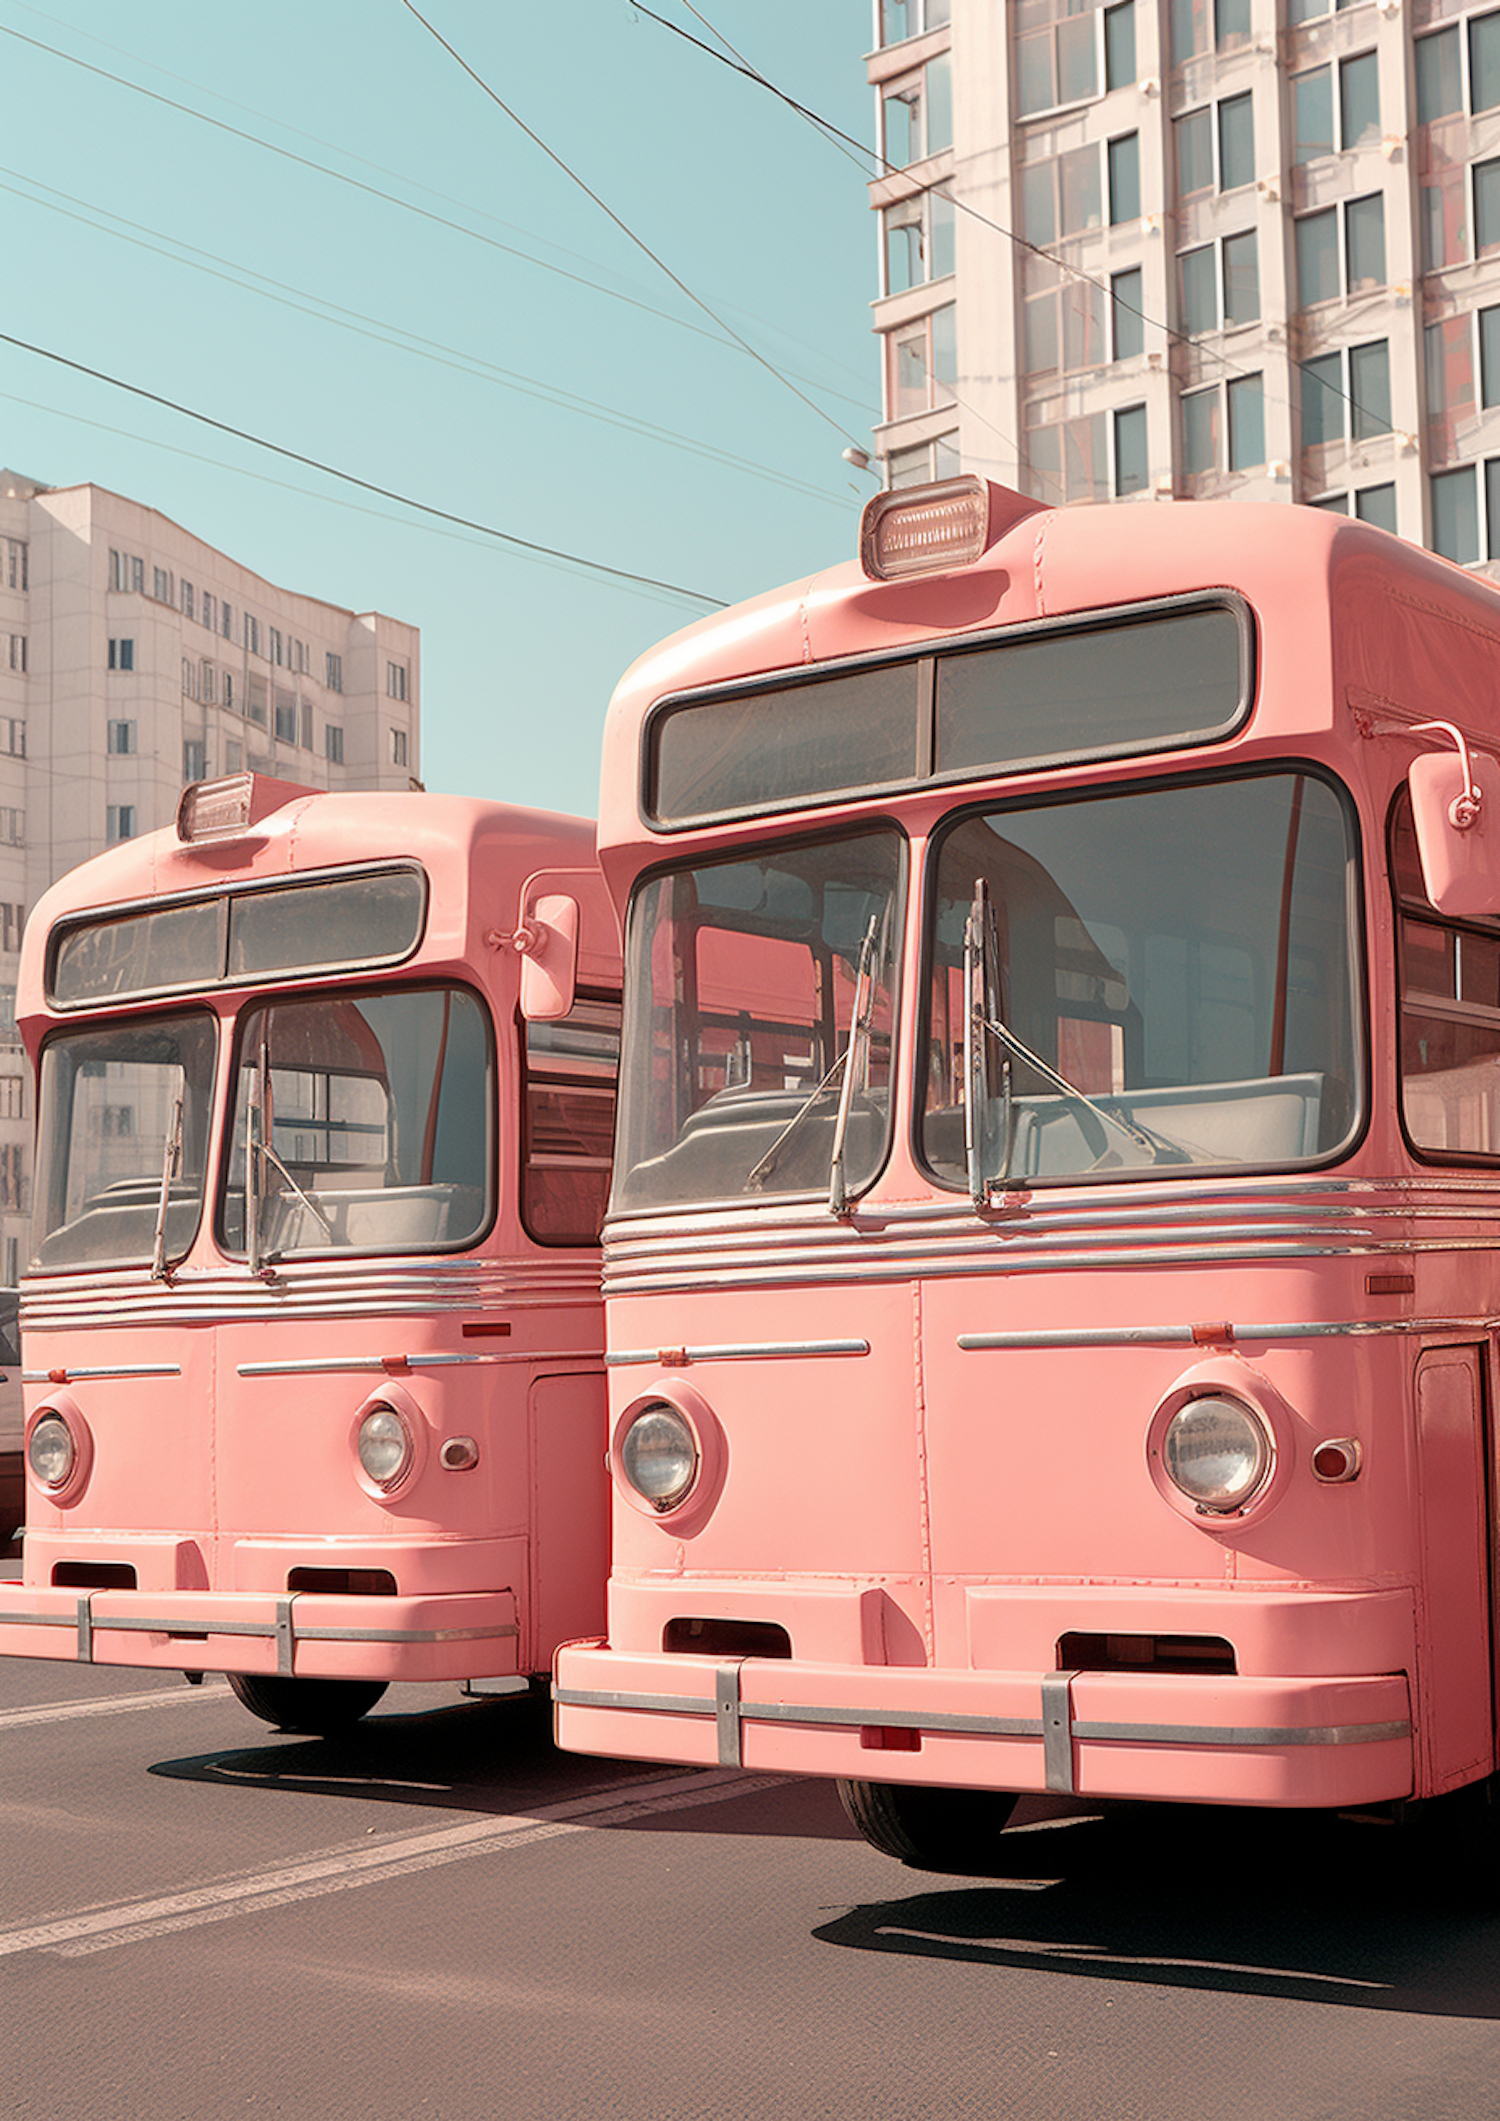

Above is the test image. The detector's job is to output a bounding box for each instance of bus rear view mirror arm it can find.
[515,893,579,1022]
[1407,724,1500,919]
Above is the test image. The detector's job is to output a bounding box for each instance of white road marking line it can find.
[0,1682,232,1730]
[0,1769,790,1960]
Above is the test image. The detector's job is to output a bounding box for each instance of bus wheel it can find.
[836,1778,1018,1872]
[226,1672,388,1734]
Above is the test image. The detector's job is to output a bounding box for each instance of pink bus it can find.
[557,476,1500,1867]
[1,775,620,1733]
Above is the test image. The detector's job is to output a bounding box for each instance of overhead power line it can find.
[0,334,728,608]
[631,0,1383,445]
[398,0,868,454]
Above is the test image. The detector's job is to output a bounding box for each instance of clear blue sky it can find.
[1,0,879,818]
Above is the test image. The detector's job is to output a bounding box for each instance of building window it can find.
[181,581,195,621]
[274,690,298,744]
[4,541,26,592]
[183,739,206,783]
[0,1074,25,1119]
[1426,315,1477,445]
[1024,275,1105,381]
[1170,0,1257,62]
[1177,231,1259,336]
[887,303,957,417]
[221,602,233,640]
[269,627,283,667]
[1110,268,1144,361]
[202,663,216,705]
[0,722,24,759]
[390,727,409,768]
[386,660,409,702]
[1417,16,1500,126]
[106,805,135,844]
[202,592,216,632]
[1302,341,1391,448]
[152,566,173,604]
[1105,4,1136,90]
[1114,404,1148,495]
[325,651,343,693]
[181,656,199,700]
[1024,411,1107,502]
[1022,143,1104,242]
[225,739,243,773]
[883,185,955,295]
[1018,16,1091,118]
[1296,195,1387,307]
[108,719,137,755]
[882,55,952,167]
[223,671,234,710]
[878,0,950,49]
[325,723,344,764]
[5,635,24,675]
[244,614,261,657]
[885,434,961,489]
[1182,378,1264,475]
[107,638,134,672]
[1107,132,1139,223]
[1293,53,1379,166]
[108,549,127,592]
[1175,97,1252,199]
[0,812,23,849]
[246,674,268,727]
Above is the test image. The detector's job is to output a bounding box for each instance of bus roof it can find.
[597,492,1500,870]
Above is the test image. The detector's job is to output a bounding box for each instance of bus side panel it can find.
[526,1369,609,1670]
[1415,1344,1494,1794]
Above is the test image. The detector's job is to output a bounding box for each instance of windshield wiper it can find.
[746,915,881,1209]
[150,1088,184,1283]
[963,880,1187,1206]
[246,1029,332,1273]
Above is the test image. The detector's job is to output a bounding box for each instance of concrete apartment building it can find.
[868,0,1500,572]
[0,467,422,1283]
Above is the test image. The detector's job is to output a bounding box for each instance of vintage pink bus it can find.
[0,775,620,1732]
[556,476,1500,1866]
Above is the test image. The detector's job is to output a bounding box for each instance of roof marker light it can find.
[859,475,999,582]
[176,772,318,845]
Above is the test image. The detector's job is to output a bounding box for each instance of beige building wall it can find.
[0,469,423,1286]
[867,0,1500,571]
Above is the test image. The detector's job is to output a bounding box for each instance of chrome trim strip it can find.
[23,1365,182,1383]
[76,1595,92,1665]
[0,1608,520,1657]
[958,1318,1482,1351]
[716,1661,744,1768]
[554,1685,1410,1752]
[1042,1670,1077,1794]
[238,1351,600,1378]
[606,1339,870,1368]
[1070,1717,1411,1748]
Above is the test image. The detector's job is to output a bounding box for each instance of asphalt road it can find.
[2,1551,1499,2120]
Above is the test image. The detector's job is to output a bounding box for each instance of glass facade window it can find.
[1302,353,1344,448]
[1432,465,1480,562]
[1346,194,1386,292]
[1474,9,1500,115]
[1175,109,1213,198]
[1354,484,1398,533]
[1104,2,1136,90]
[1182,388,1220,475]
[1112,267,1144,359]
[1114,404,1148,495]
[1293,67,1335,164]
[1218,93,1254,190]
[1108,132,1140,222]
[1222,230,1259,327]
[1349,340,1391,441]
[1297,209,1340,307]
[1178,246,1217,336]
[1339,52,1380,152]
[1476,157,1500,256]
[1226,375,1264,471]
[1416,29,1462,125]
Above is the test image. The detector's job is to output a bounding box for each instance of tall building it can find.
[0,468,422,1283]
[868,0,1500,571]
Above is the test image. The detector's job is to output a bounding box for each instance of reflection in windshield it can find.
[223,986,491,1258]
[926,773,1359,1187]
[614,834,903,1211]
[33,1014,217,1270]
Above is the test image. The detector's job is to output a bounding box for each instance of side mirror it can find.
[517,894,579,1022]
[1409,747,1500,918]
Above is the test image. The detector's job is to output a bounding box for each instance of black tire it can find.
[836,1778,1018,1872]
[226,1672,387,1734]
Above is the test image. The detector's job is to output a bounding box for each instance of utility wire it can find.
[398,0,867,454]
[0,169,850,512]
[631,1,1383,442]
[0,18,871,414]
[0,334,728,608]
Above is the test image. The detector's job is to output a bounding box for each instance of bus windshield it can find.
[32,1012,217,1271]
[923,770,1361,1187]
[222,984,492,1259]
[614,832,903,1211]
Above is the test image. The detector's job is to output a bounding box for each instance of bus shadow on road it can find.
[814,1801,1500,2016]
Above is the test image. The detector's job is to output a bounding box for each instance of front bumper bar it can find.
[0,1585,520,1683]
[554,1644,1414,1809]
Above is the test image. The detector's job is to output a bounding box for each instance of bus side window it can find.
[521,994,620,1243]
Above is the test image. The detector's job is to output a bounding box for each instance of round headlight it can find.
[1163,1394,1272,1512]
[357,1406,413,1489]
[620,1402,698,1511]
[28,1412,77,1490]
